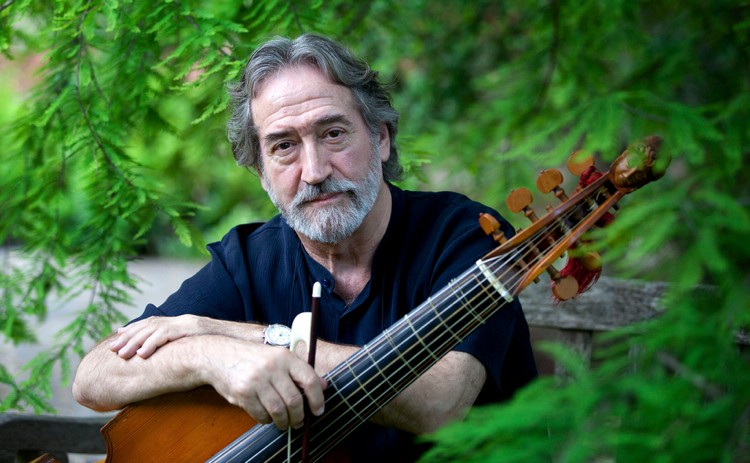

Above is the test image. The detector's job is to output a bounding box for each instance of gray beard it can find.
[265,155,382,244]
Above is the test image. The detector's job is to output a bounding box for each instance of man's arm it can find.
[73,333,202,410]
[72,329,326,430]
[313,340,485,434]
[376,351,486,433]
[107,314,264,359]
[91,315,486,435]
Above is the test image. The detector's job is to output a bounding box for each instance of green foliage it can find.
[407,2,750,461]
[1,0,749,460]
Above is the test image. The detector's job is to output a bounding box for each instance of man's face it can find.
[251,65,390,244]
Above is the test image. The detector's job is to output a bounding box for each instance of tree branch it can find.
[344,0,373,37]
[288,0,304,35]
[531,0,560,113]
[174,0,231,57]
[0,0,15,14]
[71,9,191,234]
[657,351,723,400]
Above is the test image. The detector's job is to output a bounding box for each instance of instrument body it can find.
[100,386,254,462]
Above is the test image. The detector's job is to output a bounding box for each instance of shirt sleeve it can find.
[129,238,247,324]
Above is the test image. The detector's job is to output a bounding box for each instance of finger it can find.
[135,326,178,358]
[291,366,326,417]
[108,325,135,352]
[116,325,159,359]
[108,334,127,352]
[108,319,150,353]
[256,384,294,430]
[256,354,309,429]
[135,332,167,358]
[219,384,273,426]
[273,379,307,429]
[238,391,273,426]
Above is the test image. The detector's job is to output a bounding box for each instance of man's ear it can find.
[378,123,390,162]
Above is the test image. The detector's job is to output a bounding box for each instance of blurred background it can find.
[1,1,748,461]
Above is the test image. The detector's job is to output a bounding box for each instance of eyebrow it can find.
[262,113,354,146]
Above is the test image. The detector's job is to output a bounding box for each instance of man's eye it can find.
[274,142,292,152]
[326,129,343,139]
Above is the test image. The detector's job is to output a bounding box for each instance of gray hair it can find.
[226,33,402,181]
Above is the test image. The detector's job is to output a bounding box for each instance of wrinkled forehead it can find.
[250,65,362,138]
[250,61,333,99]
[250,64,361,123]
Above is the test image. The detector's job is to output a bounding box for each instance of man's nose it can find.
[300,142,332,185]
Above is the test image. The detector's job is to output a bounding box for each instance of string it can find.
[211,182,610,462]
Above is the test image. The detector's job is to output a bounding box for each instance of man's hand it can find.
[109,315,265,360]
[198,339,327,430]
[99,316,326,430]
[77,329,327,430]
[109,314,210,359]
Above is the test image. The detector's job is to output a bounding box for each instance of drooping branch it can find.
[343,0,373,37]
[657,351,723,401]
[174,0,232,58]
[288,0,305,35]
[0,0,15,14]
[532,0,560,113]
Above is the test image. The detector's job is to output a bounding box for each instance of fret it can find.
[426,295,464,344]
[328,366,367,423]
[403,312,441,362]
[343,358,382,412]
[364,346,399,392]
[382,328,421,380]
[448,273,491,328]
[476,259,514,302]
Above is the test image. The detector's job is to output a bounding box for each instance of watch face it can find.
[265,324,291,347]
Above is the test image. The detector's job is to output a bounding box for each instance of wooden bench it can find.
[0,414,109,463]
[0,276,670,462]
[521,275,667,375]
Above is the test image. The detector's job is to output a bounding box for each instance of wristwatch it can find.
[263,324,292,348]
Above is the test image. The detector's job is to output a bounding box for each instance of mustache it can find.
[290,177,358,208]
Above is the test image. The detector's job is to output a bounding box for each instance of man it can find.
[73,33,537,461]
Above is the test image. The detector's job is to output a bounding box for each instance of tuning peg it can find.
[536,169,569,203]
[552,275,579,301]
[552,248,604,302]
[579,250,602,271]
[506,188,539,222]
[567,150,595,177]
[478,213,507,244]
[504,187,576,288]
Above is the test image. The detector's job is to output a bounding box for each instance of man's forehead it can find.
[251,65,361,136]
[251,64,336,99]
